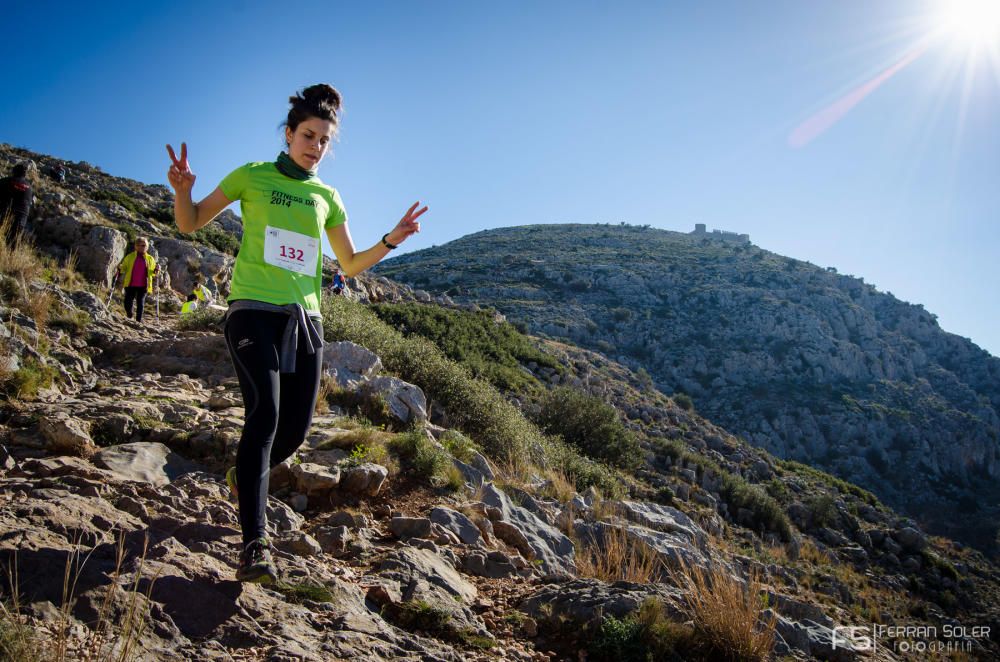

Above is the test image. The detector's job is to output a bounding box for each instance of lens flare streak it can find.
[789,41,931,148]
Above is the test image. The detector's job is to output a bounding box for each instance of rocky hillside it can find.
[2,146,999,660]
[372,224,1000,553]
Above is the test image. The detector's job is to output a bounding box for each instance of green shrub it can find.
[388,430,458,490]
[921,550,959,582]
[764,479,792,505]
[674,393,694,411]
[323,297,535,462]
[90,189,147,217]
[778,460,881,507]
[391,599,452,631]
[2,358,58,401]
[805,493,838,529]
[653,437,791,541]
[371,302,560,393]
[541,435,624,497]
[190,222,240,256]
[344,443,389,467]
[440,430,478,463]
[176,307,225,331]
[611,307,632,322]
[720,477,792,541]
[588,599,692,662]
[534,387,643,471]
[319,383,396,429]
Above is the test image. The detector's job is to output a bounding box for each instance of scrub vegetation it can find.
[321,296,623,495]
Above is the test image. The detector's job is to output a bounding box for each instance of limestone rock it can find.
[481,483,576,576]
[322,341,383,387]
[92,442,202,485]
[339,463,388,497]
[390,516,433,540]
[362,376,427,423]
[39,412,96,456]
[430,506,482,545]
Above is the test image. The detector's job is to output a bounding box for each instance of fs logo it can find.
[833,626,874,652]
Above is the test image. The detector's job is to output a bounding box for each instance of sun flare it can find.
[935,0,1000,48]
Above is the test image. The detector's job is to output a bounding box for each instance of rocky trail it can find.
[0,282,902,662]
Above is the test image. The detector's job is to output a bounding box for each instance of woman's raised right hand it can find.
[166,143,196,194]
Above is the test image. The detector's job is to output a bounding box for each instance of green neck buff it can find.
[275,152,317,180]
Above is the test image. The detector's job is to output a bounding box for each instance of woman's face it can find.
[285,117,335,170]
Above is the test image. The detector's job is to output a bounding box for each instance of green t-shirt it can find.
[220,161,347,313]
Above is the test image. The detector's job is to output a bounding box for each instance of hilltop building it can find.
[691,223,750,245]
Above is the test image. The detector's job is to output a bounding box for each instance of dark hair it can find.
[186,293,197,302]
[12,163,27,177]
[283,84,342,144]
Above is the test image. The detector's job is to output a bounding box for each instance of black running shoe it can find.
[236,537,278,583]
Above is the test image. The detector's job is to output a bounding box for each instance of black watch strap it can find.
[381,233,398,250]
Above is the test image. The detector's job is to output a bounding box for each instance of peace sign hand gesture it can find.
[388,201,428,245]
[166,143,196,194]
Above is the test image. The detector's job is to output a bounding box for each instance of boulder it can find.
[362,376,426,423]
[92,442,202,485]
[290,462,341,496]
[390,516,433,540]
[154,237,233,297]
[339,463,388,497]
[78,224,127,287]
[429,507,482,545]
[35,214,83,247]
[322,341,383,388]
[39,412,97,456]
[481,483,576,576]
[520,578,684,625]
[613,500,708,550]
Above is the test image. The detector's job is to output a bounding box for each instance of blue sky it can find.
[2,0,998,355]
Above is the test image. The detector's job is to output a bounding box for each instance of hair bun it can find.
[297,83,342,113]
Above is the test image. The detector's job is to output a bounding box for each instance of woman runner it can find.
[166,83,427,582]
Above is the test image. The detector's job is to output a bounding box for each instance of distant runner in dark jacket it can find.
[1,163,33,244]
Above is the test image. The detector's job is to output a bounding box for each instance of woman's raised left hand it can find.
[388,201,427,245]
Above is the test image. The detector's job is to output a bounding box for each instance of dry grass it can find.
[575,525,663,584]
[0,214,43,284]
[798,538,832,565]
[25,291,54,342]
[537,466,577,503]
[317,425,387,452]
[0,555,44,662]
[314,375,338,414]
[43,251,87,292]
[2,532,158,662]
[668,559,776,662]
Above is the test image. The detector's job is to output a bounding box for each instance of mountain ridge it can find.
[373,222,1000,553]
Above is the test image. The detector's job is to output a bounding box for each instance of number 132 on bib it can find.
[264,226,319,275]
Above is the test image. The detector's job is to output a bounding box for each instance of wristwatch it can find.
[381,233,398,250]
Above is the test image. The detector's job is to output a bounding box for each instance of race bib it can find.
[263,226,319,275]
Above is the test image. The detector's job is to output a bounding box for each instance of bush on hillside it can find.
[534,387,643,471]
[371,303,560,393]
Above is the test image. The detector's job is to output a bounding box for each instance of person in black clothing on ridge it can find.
[0,162,33,244]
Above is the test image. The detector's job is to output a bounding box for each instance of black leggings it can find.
[224,309,323,547]
[123,286,148,321]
